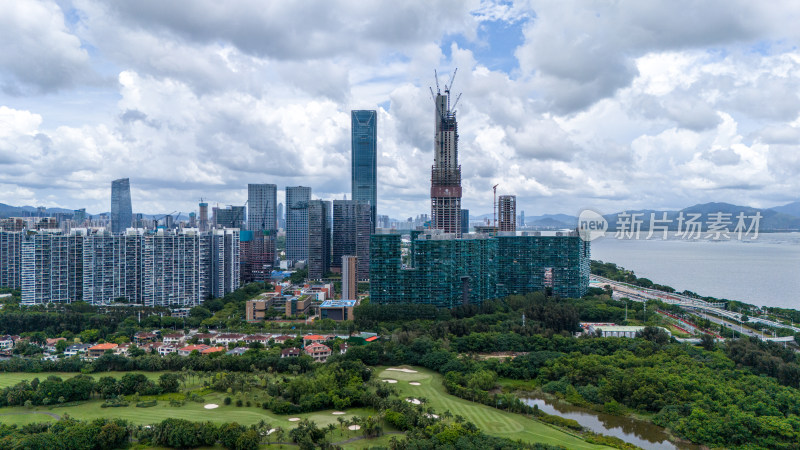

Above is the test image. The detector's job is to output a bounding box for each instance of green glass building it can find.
[370,231,589,307]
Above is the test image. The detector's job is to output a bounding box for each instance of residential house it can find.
[178,344,210,356]
[304,343,331,362]
[64,343,91,357]
[88,343,118,358]
[201,346,226,355]
[281,347,300,358]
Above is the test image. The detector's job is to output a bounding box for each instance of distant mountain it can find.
[0,203,75,218]
[770,201,800,218]
[603,202,800,232]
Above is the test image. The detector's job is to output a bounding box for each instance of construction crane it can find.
[153,211,177,228]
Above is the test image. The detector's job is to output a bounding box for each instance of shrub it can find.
[224,396,232,405]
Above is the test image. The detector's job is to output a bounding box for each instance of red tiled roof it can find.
[201,346,226,354]
[89,343,118,351]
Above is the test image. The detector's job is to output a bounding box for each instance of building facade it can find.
[0,231,23,290]
[341,255,358,300]
[498,195,516,232]
[370,230,590,308]
[213,206,245,229]
[286,186,311,262]
[351,110,377,233]
[246,184,278,281]
[307,200,331,280]
[110,178,133,234]
[332,200,371,279]
[21,233,83,304]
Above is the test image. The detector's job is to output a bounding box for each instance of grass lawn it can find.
[0,371,167,389]
[376,366,611,450]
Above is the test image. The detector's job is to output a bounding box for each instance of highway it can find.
[591,275,796,342]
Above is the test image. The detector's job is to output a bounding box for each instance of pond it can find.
[522,395,701,450]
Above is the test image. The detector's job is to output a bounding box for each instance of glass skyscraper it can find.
[110,178,133,234]
[286,186,311,262]
[351,110,377,233]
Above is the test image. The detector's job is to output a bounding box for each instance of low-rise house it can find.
[226,347,249,356]
[178,344,210,356]
[281,347,301,358]
[302,334,331,347]
[194,333,216,343]
[214,333,246,346]
[133,332,158,345]
[587,325,672,338]
[45,337,66,353]
[114,343,131,356]
[244,334,270,345]
[162,333,185,345]
[201,346,226,355]
[0,335,17,350]
[64,343,91,357]
[88,343,118,358]
[157,344,179,356]
[304,343,332,363]
[272,335,293,345]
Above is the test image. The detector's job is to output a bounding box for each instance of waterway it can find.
[590,232,800,309]
[522,395,700,450]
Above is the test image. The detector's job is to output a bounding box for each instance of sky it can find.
[2,1,800,219]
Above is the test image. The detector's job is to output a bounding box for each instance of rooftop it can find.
[320,300,357,307]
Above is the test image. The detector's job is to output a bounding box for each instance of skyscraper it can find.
[430,77,462,237]
[199,201,209,232]
[351,110,377,233]
[110,178,133,234]
[245,184,277,281]
[460,209,470,235]
[212,206,245,229]
[498,195,516,232]
[332,200,371,279]
[286,186,311,262]
[307,200,331,280]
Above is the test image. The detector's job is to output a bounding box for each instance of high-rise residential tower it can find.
[110,178,133,234]
[498,195,516,232]
[430,75,462,237]
[286,186,311,262]
[307,200,331,280]
[351,110,377,233]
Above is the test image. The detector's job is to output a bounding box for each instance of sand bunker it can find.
[409,382,421,386]
[382,379,398,383]
[204,404,219,409]
[387,367,418,373]
[405,398,422,405]
[348,424,361,431]
[425,413,439,419]
[288,417,301,422]
[332,411,346,415]
[266,428,277,435]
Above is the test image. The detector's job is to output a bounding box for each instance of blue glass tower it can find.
[110,178,132,234]
[351,110,377,233]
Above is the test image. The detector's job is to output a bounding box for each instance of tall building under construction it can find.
[431,72,462,237]
[498,195,516,232]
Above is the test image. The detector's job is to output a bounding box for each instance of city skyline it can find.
[3,2,800,219]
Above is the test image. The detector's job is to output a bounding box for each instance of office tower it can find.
[0,231,23,289]
[342,255,357,300]
[213,206,245,229]
[110,178,133,234]
[332,200,371,279]
[246,184,277,281]
[21,232,83,304]
[351,110,378,233]
[73,209,87,224]
[286,186,311,262]
[307,200,331,279]
[277,203,285,229]
[430,80,462,237]
[460,209,469,235]
[498,195,516,232]
[199,201,209,232]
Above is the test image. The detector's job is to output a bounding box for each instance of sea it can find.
[590,232,800,310]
